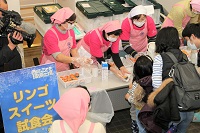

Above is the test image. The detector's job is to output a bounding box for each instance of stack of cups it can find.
[91,65,99,77]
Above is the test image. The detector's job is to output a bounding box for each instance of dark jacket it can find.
[147,78,180,130]
[0,36,22,72]
[160,49,185,80]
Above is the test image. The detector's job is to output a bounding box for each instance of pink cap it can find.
[50,7,74,24]
[99,20,121,33]
[190,0,200,12]
[53,87,90,133]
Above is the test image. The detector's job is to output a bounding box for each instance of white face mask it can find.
[107,36,117,42]
[187,40,197,50]
[62,23,75,30]
[67,23,75,30]
[133,20,145,27]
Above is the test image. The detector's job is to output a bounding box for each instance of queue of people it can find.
[1,0,200,132]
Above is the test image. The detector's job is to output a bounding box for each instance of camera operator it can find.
[0,0,23,72]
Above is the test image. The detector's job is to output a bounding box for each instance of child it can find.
[125,55,153,133]
[49,86,106,133]
[152,27,194,133]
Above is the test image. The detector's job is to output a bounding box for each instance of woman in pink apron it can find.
[162,0,200,44]
[77,20,130,77]
[120,5,157,57]
[40,7,91,72]
[49,86,106,133]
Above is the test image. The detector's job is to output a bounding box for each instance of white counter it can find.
[58,71,132,111]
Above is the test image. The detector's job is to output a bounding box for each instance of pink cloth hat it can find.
[50,7,74,24]
[190,0,200,12]
[99,20,121,33]
[53,87,90,133]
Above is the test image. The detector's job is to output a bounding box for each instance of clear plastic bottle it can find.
[101,62,108,81]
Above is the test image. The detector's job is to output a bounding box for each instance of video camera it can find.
[0,8,36,47]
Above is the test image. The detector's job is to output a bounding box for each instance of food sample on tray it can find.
[60,72,79,82]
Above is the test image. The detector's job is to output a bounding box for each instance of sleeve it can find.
[88,31,104,58]
[111,52,123,69]
[121,40,137,57]
[120,18,131,41]
[152,54,163,89]
[69,29,77,49]
[146,16,157,37]
[43,30,60,55]
[168,6,185,37]
[0,45,16,66]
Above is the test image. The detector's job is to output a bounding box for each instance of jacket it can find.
[161,49,184,80]
[0,36,22,72]
[147,78,180,130]
[138,104,162,133]
[133,76,153,110]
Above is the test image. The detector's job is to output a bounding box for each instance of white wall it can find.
[7,0,20,13]
[156,0,181,12]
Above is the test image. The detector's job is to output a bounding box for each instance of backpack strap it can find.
[165,52,178,63]
[166,52,188,63]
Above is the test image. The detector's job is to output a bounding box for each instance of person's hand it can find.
[72,57,93,67]
[120,66,130,75]
[125,93,130,101]
[8,31,23,45]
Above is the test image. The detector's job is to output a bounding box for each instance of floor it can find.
[106,109,200,133]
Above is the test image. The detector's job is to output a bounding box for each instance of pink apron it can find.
[60,120,95,133]
[162,4,191,29]
[77,29,110,62]
[40,28,72,72]
[128,18,148,52]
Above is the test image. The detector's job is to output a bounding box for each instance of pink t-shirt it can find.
[83,29,120,58]
[120,16,157,41]
[43,26,77,55]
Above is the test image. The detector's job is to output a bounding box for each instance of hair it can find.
[59,13,76,25]
[133,55,153,82]
[182,23,200,39]
[130,14,146,20]
[106,29,122,36]
[76,85,91,106]
[155,27,180,53]
[3,0,7,4]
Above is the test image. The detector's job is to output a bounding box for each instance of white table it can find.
[58,71,132,111]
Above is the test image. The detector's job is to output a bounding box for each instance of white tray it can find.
[57,68,92,88]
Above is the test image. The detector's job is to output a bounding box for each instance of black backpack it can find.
[166,52,200,111]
